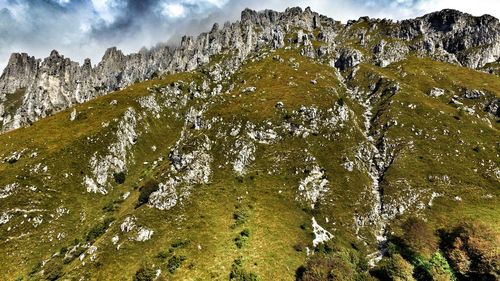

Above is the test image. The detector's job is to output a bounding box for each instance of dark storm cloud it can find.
[0,0,498,70]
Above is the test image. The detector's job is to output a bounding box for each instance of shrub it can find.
[296,253,345,280]
[85,217,114,242]
[427,252,455,281]
[102,201,118,212]
[167,255,186,273]
[375,253,415,281]
[113,171,126,184]
[241,228,251,237]
[233,209,249,227]
[29,261,42,276]
[337,97,345,106]
[43,260,63,281]
[171,239,190,249]
[6,157,17,164]
[235,236,246,249]
[314,241,335,254]
[235,229,251,248]
[296,247,370,281]
[156,251,169,261]
[59,246,68,255]
[133,263,156,281]
[151,71,159,79]
[136,180,160,207]
[294,242,305,252]
[229,258,258,281]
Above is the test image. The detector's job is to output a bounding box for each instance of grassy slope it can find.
[0,46,498,280]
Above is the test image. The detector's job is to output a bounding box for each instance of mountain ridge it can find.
[0,7,498,133]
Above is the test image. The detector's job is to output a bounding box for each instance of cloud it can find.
[161,3,186,18]
[0,0,498,70]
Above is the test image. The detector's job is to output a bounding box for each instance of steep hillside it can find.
[0,7,499,281]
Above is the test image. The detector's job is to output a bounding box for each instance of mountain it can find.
[0,7,499,281]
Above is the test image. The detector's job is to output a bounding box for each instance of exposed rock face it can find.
[0,53,39,95]
[149,130,213,210]
[429,87,445,97]
[84,107,138,195]
[312,217,333,247]
[335,48,363,71]
[297,165,329,209]
[485,99,500,117]
[0,8,498,133]
[398,9,500,67]
[373,40,409,67]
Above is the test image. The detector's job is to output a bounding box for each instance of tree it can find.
[443,221,499,280]
[377,253,415,281]
[401,217,438,258]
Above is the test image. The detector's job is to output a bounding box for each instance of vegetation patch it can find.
[229,258,258,281]
[85,217,115,242]
[136,179,160,207]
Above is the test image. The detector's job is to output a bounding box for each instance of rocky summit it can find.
[0,6,499,281]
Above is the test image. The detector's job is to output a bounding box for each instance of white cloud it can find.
[91,0,122,23]
[162,3,187,18]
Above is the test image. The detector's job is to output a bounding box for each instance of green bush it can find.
[136,180,160,207]
[233,209,249,227]
[171,239,190,249]
[229,258,258,281]
[85,217,114,242]
[59,246,68,255]
[102,201,118,212]
[235,229,251,248]
[156,251,169,261]
[6,157,17,164]
[29,261,42,276]
[133,263,156,281]
[375,253,415,281]
[167,255,186,273]
[241,228,251,237]
[294,242,305,252]
[296,247,371,281]
[427,252,455,281]
[43,260,63,281]
[337,97,345,106]
[113,171,126,184]
[235,236,246,249]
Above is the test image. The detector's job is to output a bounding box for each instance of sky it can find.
[0,0,498,70]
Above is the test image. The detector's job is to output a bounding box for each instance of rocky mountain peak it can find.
[102,47,125,61]
[0,53,38,97]
[49,49,61,59]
